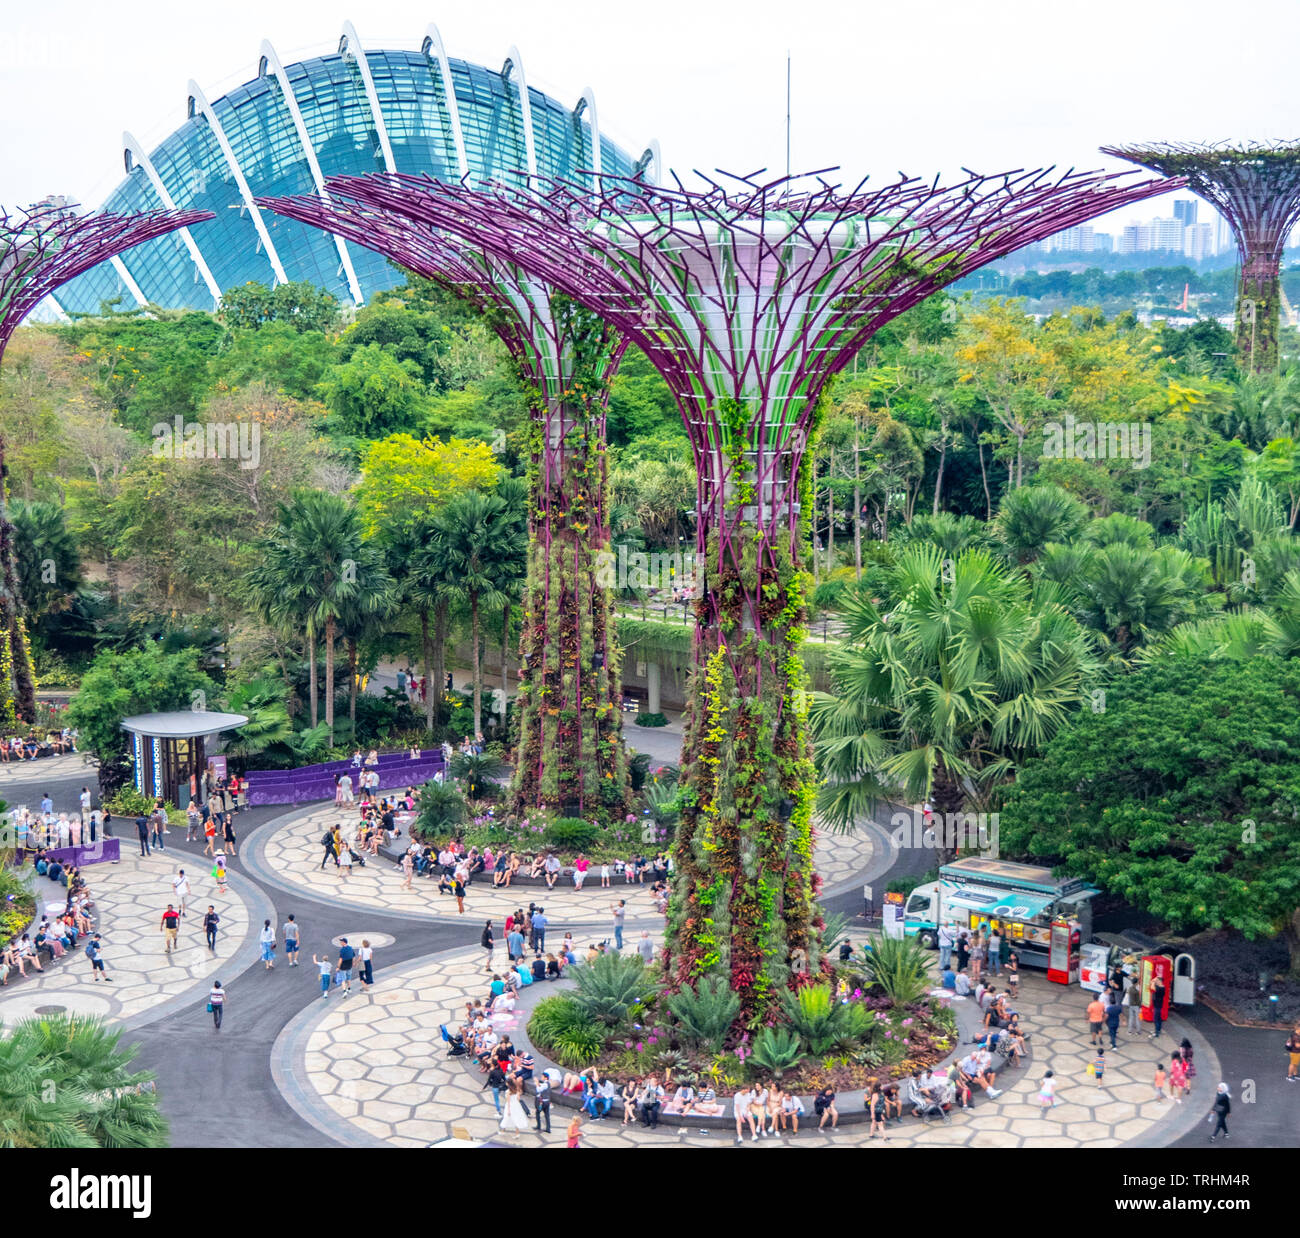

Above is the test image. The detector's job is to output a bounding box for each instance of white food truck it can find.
[903,857,1100,970]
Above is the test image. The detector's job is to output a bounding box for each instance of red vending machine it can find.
[1140,954,1173,1023]
[1046,917,1081,985]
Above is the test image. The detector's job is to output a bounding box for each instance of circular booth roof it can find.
[120,710,249,738]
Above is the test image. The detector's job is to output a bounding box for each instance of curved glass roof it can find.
[54,28,656,314]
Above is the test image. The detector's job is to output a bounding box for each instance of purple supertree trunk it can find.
[290,165,1176,1026]
[260,190,631,821]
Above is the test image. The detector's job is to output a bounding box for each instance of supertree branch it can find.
[1102,140,1300,373]
[260,190,632,822]
[0,200,212,724]
[316,163,1175,1027]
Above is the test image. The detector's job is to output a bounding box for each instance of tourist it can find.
[544,852,561,889]
[283,915,300,966]
[600,859,611,888]
[259,919,276,969]
[173,868,190,917]
[636,930,655,965]
[955,931,970,972]
[160,904,181,954]
[1038,1069,1059,1110]
[1178,1038,1197,1091]
[203,813,216,857]
[186,797,201,842]
[1091,1048,1106,1086]
[534,1071,553,1133]
[867,1083,889,1139]
[209,979,224,1030]
[1287,1027,1300,1083]
[1153,1060,1168,1101]
[338,839,352,880]
[1106,991,1122,1048]
[358,939,374,995]
[638,1075,664,1128]
[135,813,150,858]
[481,919,495,970]
[401,849,414,889]
[667,1080,696,1114]
[150,799,167,851]
[814,1086,838,1130]
[733,1084,756,1142]
[1150,975,1167,1039]
[1169,1052,1187,1103]
[969,935,984,984]
[988,927,1002,976]
[531,906,548,953]
[484,1061,507,1114]
[507,923,525,962]
[780,1089,804,1133]
[1086,992,1106,1046]
[566,1113,582,1148]
[572,853,590,890]
[960,1048,1002,1097]
[1208,1083,1231,1141]
[1123,974,1140,1033]
[85,932,108,981]
[1005,950,1019,997]
[336,937,355,995]
[611,899,626,951]
[203,906,220,952]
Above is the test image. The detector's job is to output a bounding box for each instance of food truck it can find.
[903,857,1100,971]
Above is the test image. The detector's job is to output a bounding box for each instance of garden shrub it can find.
[862,933,933,1005]
[413,781,467,842]
[750,1026,806,1078]
[570,952,658,1027]
[545,817,599,852]
[527,995,605,1068]
[634,712,668,727]
[666,975,740,1051]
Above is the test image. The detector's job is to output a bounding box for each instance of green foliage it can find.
[570,952,659,1028]
[104,788,155,818]
[219,280,340,333]
[996,484,1089,563]
[448,749,508,801]
[527,996,604,1068]
[413,781,467,841]
[665,975,741,1051]
[0,864,33,939]
[10,500,82,630]
[860,933,934,1005]
[749,1026,806,1078]
[0,1014,168,1148]
[318,343,427,439]
[545,817,599,852]
[779,984,842,1055]
[66,647,212,767]
[634,712,668,727]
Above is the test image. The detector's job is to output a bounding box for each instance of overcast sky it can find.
[1,0,1295,234]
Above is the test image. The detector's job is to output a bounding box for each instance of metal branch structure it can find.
[0,199,213,724]
[320,165,1174,1023]
[1101,141,1300,373]
[259,187,631,820]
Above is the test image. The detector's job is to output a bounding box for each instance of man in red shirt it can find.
[160,904,182,954]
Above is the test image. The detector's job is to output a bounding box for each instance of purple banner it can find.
[245,750,446,806]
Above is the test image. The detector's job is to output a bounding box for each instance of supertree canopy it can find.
[1101,141,1300,373]
[332,164,1172,1026]
[260,184,631,821]
[0,200,213,724]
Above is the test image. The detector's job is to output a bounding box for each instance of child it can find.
[1152,1060,1168,1101]
[1091,1048,1106,1086]
[1038,1069,1059,1110]
[1168,1052,1187,1103]
[313,952,332,999]
[566,1113,582,1148]
[599,862,611,888]
[214,860,228,895]
[1178,1038,1197,1091]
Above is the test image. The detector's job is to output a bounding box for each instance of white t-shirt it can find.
[733,1089,753,1115]
[339,849,352,868]
[173,875,189,896]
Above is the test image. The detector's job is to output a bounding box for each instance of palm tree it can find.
[388,512,450,733]
[0,1014,167,1148]
[222,677,292,762]
[335,545,398,732]
[995,483,1089,564]
[810,544,1094,835]
[9,499,83,629]
[430,490,524,740]
[247,491,380,745]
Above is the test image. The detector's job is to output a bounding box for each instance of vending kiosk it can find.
[1047,917,1082,985]
[1140,954,1173,1023]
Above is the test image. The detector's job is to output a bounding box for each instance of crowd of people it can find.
[0,726,77,762]
[1,848,97,986]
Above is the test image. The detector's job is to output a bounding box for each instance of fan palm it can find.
[223,677,292,761]
[10,499,83,627]
[995,483,1089,563]
[810,544,1094,834]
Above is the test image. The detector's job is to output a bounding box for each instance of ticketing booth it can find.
[121,710,248,808]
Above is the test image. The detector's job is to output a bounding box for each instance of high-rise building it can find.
[1173,199,1198,228]
[1185,222,1215,262]
[1152,217,1184,251]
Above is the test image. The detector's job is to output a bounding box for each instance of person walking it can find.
[338,841,353,880]
[259,919,275,969]
[208,979,224,1030]
[1285,1027,1300,1084]
[359,939,374,997]
[1105,991,1123,1048]
[319,826,338,870]
[172,868,190,917]
[336,937,355,996]
[1086,994,1106,1046]
[485,1061,507,1114]
[135,813,150,858]
[531,907,547,953]
[85,932,110,982]
[160,904,181,954]
[79,786,92,826]
[222,810,237,857]
[313,952,332,998]
[1208,1082,1231,1141]
[481,920,495,971]
[1124,975,1141,1034]
[401,850,414,889]
[186,798,201,843]
[453,873,466,914]
[203,906,220,951]
[611,900,626,951]
[149,801,166,852]
[636,930,655,965]
[203,812,216,857]
[283,914,300,966]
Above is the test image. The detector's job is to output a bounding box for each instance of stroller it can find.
[440,1024,468,1057]
[347,846,366,868]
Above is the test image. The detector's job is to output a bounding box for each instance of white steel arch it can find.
[574,89,601,177]
[122,132,223,307]
[420,25,468,178]
[187,80,288,286]
[501,46,538,177]
[110,255,150,309]
[339,22,397,174]
[258,38,366,305]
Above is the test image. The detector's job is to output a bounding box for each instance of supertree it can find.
[259,185,631,822]
[1102,141,1300,373]
[0,200,212,724]
[331,165,1173,1025]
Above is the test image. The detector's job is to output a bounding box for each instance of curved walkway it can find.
[274,936,1215,1150]
[0,846,264,1032]
[247,801,873,927]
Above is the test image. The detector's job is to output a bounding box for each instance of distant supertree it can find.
[260,186,631,821]
[1102,141,1300,373]
[0,200,212,724]
[334,165,1172,1023]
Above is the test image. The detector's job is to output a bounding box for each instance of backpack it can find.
[84,941,95,960]
[322,830,334,847]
